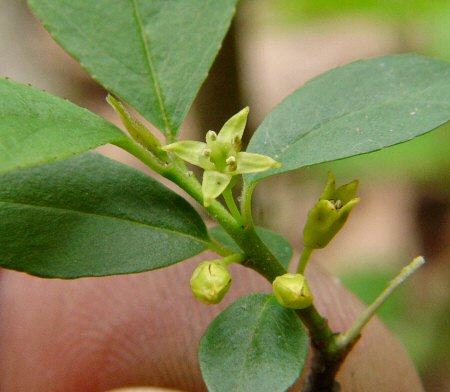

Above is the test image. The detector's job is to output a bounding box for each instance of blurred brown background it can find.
[1,0,449,390]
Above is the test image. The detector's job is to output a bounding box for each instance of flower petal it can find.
[202,171,232,207]
[320,172,359,204]
[320,172,337,201]
[162,141,214,170]
[217,107,249,145]
[337,197,361,218]
[335,180,359,205]
[233,152,281,174]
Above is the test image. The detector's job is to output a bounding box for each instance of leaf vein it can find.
[131,0,172,137]
[235,297,273,390]
[0,200,209,245]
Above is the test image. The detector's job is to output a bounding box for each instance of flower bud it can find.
[303,173,360,249]
[107,95,166,161]
[190,261,232,304]
[272,273,313,309]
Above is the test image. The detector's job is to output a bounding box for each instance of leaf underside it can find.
[246,54,450,184]
[28,0,238,137]
[0,153,209,278]
[199,294,309,392]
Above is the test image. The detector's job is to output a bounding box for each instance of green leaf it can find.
[28,0,238,137]
[0,153,209,278]
[199,294,308,392]
[209,226,293,269]
[246,54,450,184]
[0,78,129,174]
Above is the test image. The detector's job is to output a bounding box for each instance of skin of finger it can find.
[108,389,182,392]
[0,253,423,392]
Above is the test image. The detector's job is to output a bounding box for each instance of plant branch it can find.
[207,239,235,257]
[219,252,246,266]
[117,139,170,174]
[121,141,402,392]
[296,305,337,351]
[335,256,425,349]
[223,186,243,225]
[301,256,425,391]
[241,181,256,228]
[161,163,287,282]
[122,136,286,284]
[137,150,339,386]
[297,247,313,274]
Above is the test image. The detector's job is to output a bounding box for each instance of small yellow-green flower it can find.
[273,273,313,309]
[163,107,281,206]
[190,261,232,304]
[303,173,360,249]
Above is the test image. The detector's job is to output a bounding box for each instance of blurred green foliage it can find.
[270,0,450,60]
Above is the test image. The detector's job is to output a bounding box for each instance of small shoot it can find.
[335,256,426,349]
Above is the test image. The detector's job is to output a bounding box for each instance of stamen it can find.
[226,156,237,171]
[206,131,217,143]
[202,148,212,158]
[226,156,236,164]
[232,135,241,151]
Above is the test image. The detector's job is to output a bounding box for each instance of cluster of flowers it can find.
[169,109,360,309]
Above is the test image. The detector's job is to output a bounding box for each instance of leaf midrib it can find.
[0,200,209,245]
[234,296,272,391]
[131,0,172,136]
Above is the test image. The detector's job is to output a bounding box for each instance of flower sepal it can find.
[273,273,313,309]
[190,261,232,304]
